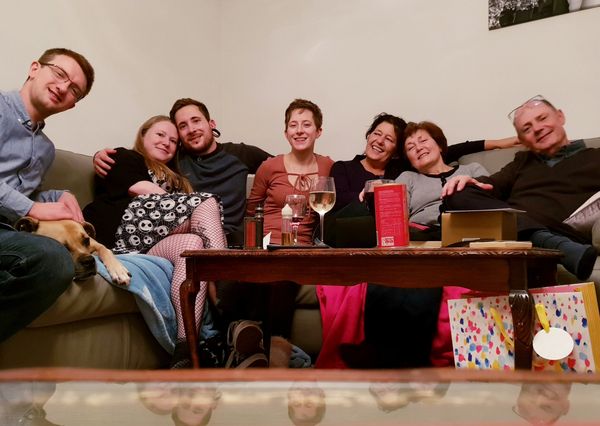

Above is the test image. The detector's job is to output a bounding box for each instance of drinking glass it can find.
[285,194,307,245]
[363,179,394,214]
[309,176,336,245]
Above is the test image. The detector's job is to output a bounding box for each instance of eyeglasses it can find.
[507,95,549,122]
[39,62,84,101]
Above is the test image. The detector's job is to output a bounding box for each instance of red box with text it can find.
[374,183,409,248]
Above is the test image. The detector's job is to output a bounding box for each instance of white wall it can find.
[0,0,221,155]
[1,1,599,159]
[217,0,600,159]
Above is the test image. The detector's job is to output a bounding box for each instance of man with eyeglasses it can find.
[442,95,600,280]
[0,48,95,342]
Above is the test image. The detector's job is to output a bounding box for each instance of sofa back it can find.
[42,136,600,210]
[41,150,95,208]
[458,136,600,174]
[40,150,255,209]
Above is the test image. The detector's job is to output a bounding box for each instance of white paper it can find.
[263,232,271,249]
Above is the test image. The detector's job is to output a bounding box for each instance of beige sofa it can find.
[1,138,598,369]
[0,149,321,369]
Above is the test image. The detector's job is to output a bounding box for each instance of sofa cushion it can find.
[29,275,139,328]
[1,314,169,369]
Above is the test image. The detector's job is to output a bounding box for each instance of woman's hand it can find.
[93,148,117,177]
[441,175,493,198]
[358,189,366,202]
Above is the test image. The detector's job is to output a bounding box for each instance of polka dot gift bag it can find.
[447,282,600,372]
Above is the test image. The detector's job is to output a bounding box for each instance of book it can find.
[469,240,533,249]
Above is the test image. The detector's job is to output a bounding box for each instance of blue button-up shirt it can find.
[0,90,63,223]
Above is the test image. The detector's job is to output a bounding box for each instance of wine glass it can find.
[309,176,336,246]
[285,194,307,245]
[363,179,394,214]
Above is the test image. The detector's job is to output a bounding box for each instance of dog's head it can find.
[15,217,99,281]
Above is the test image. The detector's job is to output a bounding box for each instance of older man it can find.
[442,95,600,279]
[0,48,95,341]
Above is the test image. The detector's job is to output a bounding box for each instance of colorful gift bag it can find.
[448,282,600,372]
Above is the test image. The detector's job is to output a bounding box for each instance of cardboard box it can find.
[441,209,523,247]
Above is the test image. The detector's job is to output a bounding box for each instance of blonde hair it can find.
[133,115,193,193]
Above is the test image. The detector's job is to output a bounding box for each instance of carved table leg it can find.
[508,259,534,370]
[180,278,200,368]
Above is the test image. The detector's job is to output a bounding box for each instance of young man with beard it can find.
[94,98,272,367]
[94,98,271,244]
[442,95,600,280]
[0,48,95,342]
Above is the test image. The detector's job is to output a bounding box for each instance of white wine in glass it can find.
[309,176,336,245]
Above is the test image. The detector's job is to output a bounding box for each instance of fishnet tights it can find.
[148,197,226,341]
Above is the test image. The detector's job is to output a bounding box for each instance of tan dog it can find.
[269,336,293,368]
[15,217,131,286]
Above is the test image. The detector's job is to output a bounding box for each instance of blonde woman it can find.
[83,115,226,368]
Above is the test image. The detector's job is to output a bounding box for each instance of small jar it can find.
[281,204,293,246]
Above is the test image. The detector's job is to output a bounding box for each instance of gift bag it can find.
[448,282,600,372]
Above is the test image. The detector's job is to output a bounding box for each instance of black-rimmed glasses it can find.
[39,62,84,101]
[507,95,548,122]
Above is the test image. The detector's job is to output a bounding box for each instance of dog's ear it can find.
[15,217,39,233]
[82,221,97,239]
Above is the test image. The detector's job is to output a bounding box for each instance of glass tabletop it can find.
[1,369,599,425]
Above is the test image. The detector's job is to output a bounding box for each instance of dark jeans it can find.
[0,227,74,342]
[216,280,299,339]
[363,285,442,368]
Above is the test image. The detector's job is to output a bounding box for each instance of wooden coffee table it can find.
[180,247,561,369]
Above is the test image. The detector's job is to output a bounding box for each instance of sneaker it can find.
[170,341,192,369]
[224,320,267,368]
[227,320,264,356]
[225,351,269,368]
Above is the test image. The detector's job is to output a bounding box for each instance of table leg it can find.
[263,285,273,366]
[180,278,200,368]
[508,260,534,370]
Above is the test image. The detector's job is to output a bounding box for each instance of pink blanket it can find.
[315,283,468,369]
[315,283,367,368]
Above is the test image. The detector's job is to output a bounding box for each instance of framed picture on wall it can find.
[489,0,600,29]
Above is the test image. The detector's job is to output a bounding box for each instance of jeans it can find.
[0,227,74,342]
[364,285,442,368]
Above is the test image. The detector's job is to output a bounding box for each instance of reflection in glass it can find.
[514,383,571,425]
[369,382,449,413]
[137,382,179,415]
[137,382,221,425]
[1,377,598,425]
[173,385,221,426]
[0,382,58,426]
[287,382,326,426]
